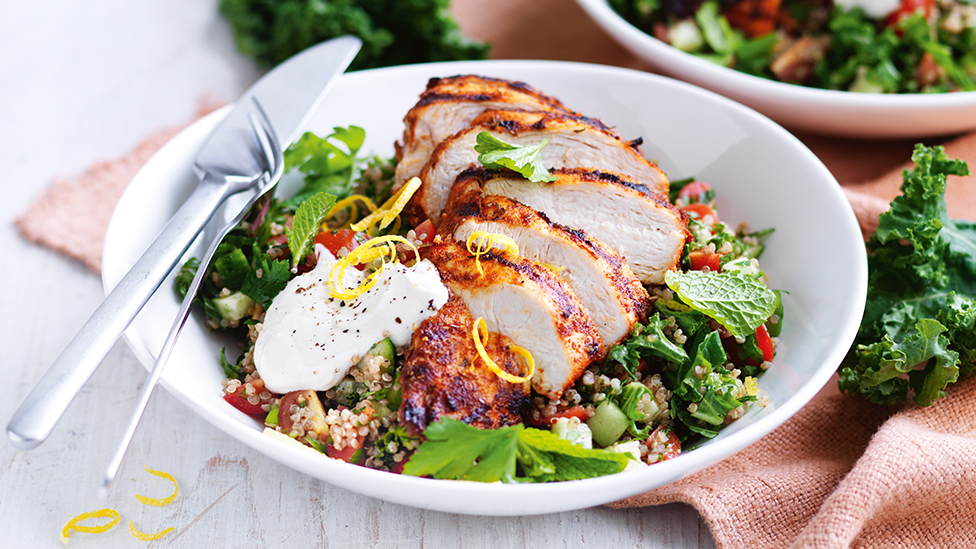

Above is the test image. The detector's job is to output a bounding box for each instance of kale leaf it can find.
[219,0,488,70]
[839,144,976,406]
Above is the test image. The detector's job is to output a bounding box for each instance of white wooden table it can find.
[0,1,716,546]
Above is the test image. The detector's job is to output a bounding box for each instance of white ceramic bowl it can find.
[576,0,976,138]
[102,60,866,515]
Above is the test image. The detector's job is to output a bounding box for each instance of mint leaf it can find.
[286,191,337,269]
[401,418,519,482]
[516,428,628,483]
[474,132,557,183]
[241,258,291,308]
[664,270,777,338]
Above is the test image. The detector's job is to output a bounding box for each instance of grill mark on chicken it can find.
[416,109,669,222]
[422,240,603,398]
[400,295,531,435]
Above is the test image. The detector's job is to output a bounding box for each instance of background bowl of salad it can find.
[576,0,976,138]
[102,60,866,515]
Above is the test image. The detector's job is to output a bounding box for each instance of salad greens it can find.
[474,132,558,183]
[609,0,976,92]
[219,0,489,70]
[840,144,976,406]
[402,417,629,482]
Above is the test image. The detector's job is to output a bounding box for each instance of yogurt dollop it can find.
[254,255,448,393]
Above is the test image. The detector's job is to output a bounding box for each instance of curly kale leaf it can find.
[842,144,976,406]
[219,0,488,70]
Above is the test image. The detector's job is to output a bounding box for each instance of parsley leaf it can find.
[609,313,689,377]
[286,192,337,270]
[402,418,628,482]
[840,144,976,406]
[664,270,777,338]
[474,132,558,183]
[241,258,291,308]
[402,418,520,482]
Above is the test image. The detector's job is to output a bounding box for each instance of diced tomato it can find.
[689,251,722,272]
[548,405,590,424]
[325,405,372,464]
[647,425,681,463]
[413,219,436,244]
[677,181,714,205]
[223,382,267,416]
[315,229,365,257]
[680,202,718,223]
[327,440,365,464]
[388,455,409,475]
[886,0,934,27]
[755,324,775,363]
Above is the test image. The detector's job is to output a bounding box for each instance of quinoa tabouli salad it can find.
[609,0,976,93]
[175,75,782,482]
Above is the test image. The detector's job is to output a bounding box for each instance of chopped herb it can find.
[474,132,558,183]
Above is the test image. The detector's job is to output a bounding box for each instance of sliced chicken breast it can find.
[415,109,669,222]
[454,167,690,285]
[440,190,650,346]
[400,294,531,435]
[422,240,603,398]
[395,75,574,190]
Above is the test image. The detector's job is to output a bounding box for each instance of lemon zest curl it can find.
[60,508,120,545]
[471,317,534,384]
[128,520,175,541]
[327,235,419,300]
[134,465,179,506]
[465,231,519,275]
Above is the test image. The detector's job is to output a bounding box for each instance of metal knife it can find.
[6,35,362,451]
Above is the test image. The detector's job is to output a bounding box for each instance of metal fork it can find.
[100,98,283,493]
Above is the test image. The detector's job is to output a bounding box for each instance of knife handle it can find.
[6,176,232,450]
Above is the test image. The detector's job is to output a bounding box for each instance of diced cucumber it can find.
[551,417,593,449]
[358,337,396,373]
[367,337,395,363]
[212,291,255,322]
[587,400,630,448]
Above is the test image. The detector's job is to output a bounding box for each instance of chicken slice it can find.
[422,240,603,398]
[395,75,574,190]
[399,294,531,435]
[453,167,689,285]
[415,109,669,222]
[440,189,650,346]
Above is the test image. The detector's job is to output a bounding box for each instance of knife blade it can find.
[6,35,362,451]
